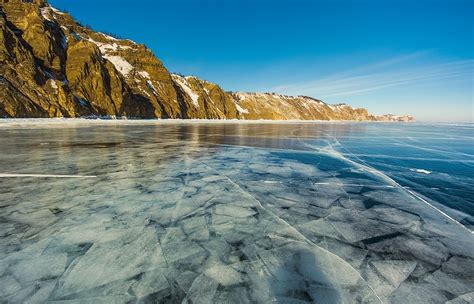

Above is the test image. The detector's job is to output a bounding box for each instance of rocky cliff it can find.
[0,0,414,121]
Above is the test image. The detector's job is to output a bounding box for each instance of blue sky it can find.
[50,0,473,122]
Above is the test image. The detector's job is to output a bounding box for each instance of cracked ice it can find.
[0,120,473,303]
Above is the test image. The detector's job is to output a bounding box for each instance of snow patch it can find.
[86,37,136,77]
[41,5,64,21]
[88,38,132,53]
[103,55,134,77]
[147,80,158,96]
[40,7,53,21]
[50,80,58,92]
[101,33,118,41]
[299,97,324,110]
[330,104,351,111]
[236,93,248,101]
[50,6,64,15]
[172,75,200,108]
[301,100,311,110]
[235,103,249,114]
[138,71,151,79]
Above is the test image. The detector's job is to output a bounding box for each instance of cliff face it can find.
[231,94,377,121]
[0,1,414,121]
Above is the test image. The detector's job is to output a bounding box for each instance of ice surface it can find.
[204,263,242,286]
[0,120,473,303]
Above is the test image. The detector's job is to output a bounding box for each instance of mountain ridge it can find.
[0,0,414,121]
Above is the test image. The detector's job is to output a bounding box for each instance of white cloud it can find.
[272,54,473,99]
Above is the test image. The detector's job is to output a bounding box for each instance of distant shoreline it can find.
[0,118,466,127]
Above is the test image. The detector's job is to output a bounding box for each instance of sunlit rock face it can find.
[0,1,413,121]
[0,121,472,303]
[0,0,180,118]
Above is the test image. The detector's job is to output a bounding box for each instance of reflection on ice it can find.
[0,121,473,303]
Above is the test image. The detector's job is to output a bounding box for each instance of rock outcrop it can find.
[0,0,414,121]
[375,114,416,122]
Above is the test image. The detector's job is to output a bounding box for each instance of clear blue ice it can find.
[0,120,473,303]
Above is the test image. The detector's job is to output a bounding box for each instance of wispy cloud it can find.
[272,53,473,99]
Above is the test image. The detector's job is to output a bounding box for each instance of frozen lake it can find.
[0,120,473,303]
